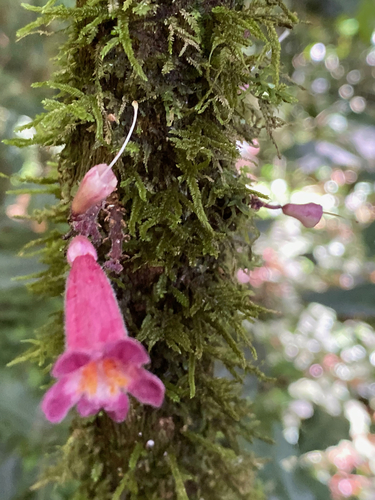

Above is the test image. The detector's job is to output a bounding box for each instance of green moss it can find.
[8,0,297,498]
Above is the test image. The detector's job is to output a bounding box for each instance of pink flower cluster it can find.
[41,102,165,424]
[42,236,164,423]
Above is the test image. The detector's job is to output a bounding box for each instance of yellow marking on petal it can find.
[102,359,129,395]
[79,361,98,396]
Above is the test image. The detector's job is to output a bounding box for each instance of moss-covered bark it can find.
[10,0,297,498]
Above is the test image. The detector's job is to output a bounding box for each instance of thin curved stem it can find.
[104,101,139,174]
[264,203,282,210]
[323,211,344,219]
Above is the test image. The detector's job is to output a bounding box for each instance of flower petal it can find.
[105,393,130,423]
[104,338,150,367]
[282,203,323,228]
[71,164,117,216]
[128,368,165,407]
[67,235,97,265]
[52,351,92,377]
[77,396,101,418]
[65,254,128,351]
[41,378,79,423]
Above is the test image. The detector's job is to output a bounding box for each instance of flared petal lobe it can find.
[52,351,92,377]
[71,164,117,216]
[43,343,164,423]
[128,367,165,407]
[105,393,130,422]
[76,393,130,422]
[42,352,165,423]
[77,396,101,418]
[104,338,150,366]
[42,378,80,423]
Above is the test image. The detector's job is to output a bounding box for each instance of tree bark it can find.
[16,0,297,498]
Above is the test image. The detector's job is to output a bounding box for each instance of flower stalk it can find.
[252,196,324,228]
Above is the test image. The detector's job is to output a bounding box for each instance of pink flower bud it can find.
[282,203,323,228]
[71,164,117,216]
[70,102,138,216]
[66,235,98,265]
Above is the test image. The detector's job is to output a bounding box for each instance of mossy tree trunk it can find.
[13,0,297,498]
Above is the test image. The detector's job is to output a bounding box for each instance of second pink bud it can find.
[71,164,117,216]
[282,202,323,228]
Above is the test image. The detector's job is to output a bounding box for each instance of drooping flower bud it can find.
[282,203,323,228]
[71,101,138,216]
[71,164,117,215]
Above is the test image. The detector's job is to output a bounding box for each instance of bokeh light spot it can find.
[328,241,345,257]
[338,18,359,36]
[366,49,375,66]
[271,178,287,196]
[310,43,326,62]
[328,114,347,132]
[325,54,339,70]
[346,70,361,85]
[309,364,323,378]
[339,84,354,99]
[349,96,366,113]
[311,77,329,94]
[339,274,354,289]
[324,180,338,193]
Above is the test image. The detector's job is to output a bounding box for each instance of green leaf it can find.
[251,425,330,500]
[116,19,148,81]
[167,453,189,500]
[356,0,375,42]
[189,354,196,398]
[299,407,350,453]
[101,36,120,58]
[303,284,375,318]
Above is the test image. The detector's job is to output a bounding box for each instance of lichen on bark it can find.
[10,0,297,498]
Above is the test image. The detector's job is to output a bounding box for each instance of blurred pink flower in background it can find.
[237,247,284,288]
[329,473,366,499]
[237,268,250,284]
[236,139,260,174]
[328,441,362,473]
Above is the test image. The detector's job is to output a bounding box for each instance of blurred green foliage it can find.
[0,1,70,498]
[238,0,375,498]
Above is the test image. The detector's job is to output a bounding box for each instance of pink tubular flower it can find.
[42,235,164,423]
[71,101,138,216]
[281,202,323,228]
